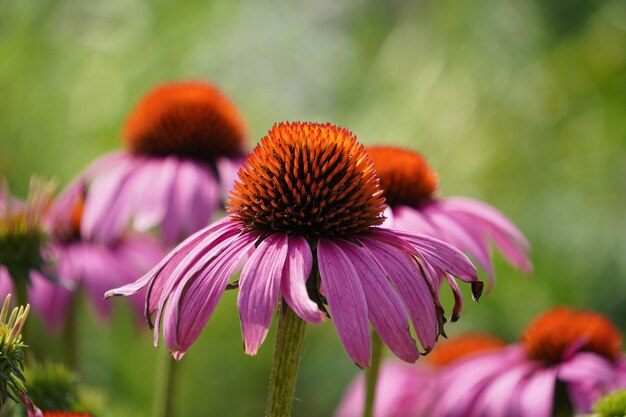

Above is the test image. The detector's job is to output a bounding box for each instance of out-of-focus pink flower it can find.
[334,334,506,417]
[424,308,626,417]
[108,122,482,364]
[55,81,249,246]
[368,146,531,295]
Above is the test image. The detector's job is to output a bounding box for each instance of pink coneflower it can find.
[59,81,248,245]
[425,308,626,417]
[107,122,482,366]
[335,334,506,417]
[28,193,165,330]
[367,146,531,291]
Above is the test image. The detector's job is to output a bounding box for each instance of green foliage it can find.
[591,390,626,417]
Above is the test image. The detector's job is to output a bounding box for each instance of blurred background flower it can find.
[1,0,625,415]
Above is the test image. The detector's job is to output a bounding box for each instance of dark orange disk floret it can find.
[522,308,622,364]
[366,146,438,207]
[123,81,247,162]
[227,122,386,237]
[427,334,506,367]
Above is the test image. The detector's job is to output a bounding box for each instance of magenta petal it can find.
[82,158,136,244]
[29,271,73,332]
[359,237,437,353]
[469,362,536,417]
[318,238,370,368]
[280,236,323,324]
[163,232,258,358]
[518,369,556,417]
[132,157,178,233]
[237,234,289,355]
[337,240,419,363]
[382,230,478,282]
[391,205,439,235]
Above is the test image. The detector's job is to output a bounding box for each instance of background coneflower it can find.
[53,81,249,245]
[367,146,531,292]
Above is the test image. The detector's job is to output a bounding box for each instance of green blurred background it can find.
[1,0,625,415]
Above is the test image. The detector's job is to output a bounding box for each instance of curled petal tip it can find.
[471,281,484,301]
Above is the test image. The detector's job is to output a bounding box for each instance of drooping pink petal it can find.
[163,231,258,358]
[188,163,220,234]
[318,238,370,368]
[81,157,137,244]
[422,205,494,281]
[442,197,532,274]
[237,234,289,355]
[216,155,245,199]
[391,205,438,235]
[517,368,556,417]
[28,271,73,332]
[132,157,179,234]
[558,352,617,386]
[468,361,537,417]
[338,240,419,363]
[359,237,438,353]
[444,273,464,322]
[374,229,478,283]
[280,236,323,324]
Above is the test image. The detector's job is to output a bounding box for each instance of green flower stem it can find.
[363,331,383,417]
[152,346,179,417]
[62,296,78,370]
[265,301,307,417]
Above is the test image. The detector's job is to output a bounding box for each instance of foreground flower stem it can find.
[152,346,179,417]
[363,331,383,417]
[265,301,307,417]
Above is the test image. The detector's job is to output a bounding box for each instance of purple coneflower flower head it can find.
[28,194,166,331]
[334,334,506,417]
[424,308,626,417]
[107,122,482,366]
[367,146,531,292]
[56,81,248,245]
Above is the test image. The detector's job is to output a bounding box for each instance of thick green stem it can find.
[152,347,179,417]
[363,331,384,417]
[265,302,307,417]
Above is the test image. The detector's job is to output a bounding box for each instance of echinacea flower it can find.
[107,122,481,367]
[0,294,30,407]
[28,192,166,331]
[424,308,626,417]
[334,334,506,417]
[57,81,248,245]
[367,146,531,291]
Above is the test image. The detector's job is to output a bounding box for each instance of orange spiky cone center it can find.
[367,146,438,207]
[123,81,247,163]
[522,308,622,364]
[227,122,386,237]
[427,334,506,367]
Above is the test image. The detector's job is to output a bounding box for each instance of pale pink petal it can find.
[216,155,245,200]
[132,157,179,233]
[318,238,370,368]
[29,271,73,332]
[359,237,437,353]
[280,236,323,324]
[468,362,536,417]
[391,205,439,236]
[338,240,419,363]
[374,229,478,283]
[517,369,556,417]
[237,234,289,355]
[163,232,258,358]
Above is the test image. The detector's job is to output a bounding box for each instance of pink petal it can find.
[280,236,324,324]
[338,240,419,363]
[237,234,289,355]
[359,237,437,353]
[391,205,439,235]
[164,232,258,358]
[318,238,370,368]
[132,157,179,233]
[517,369,556,417]
[29,271,73,332]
